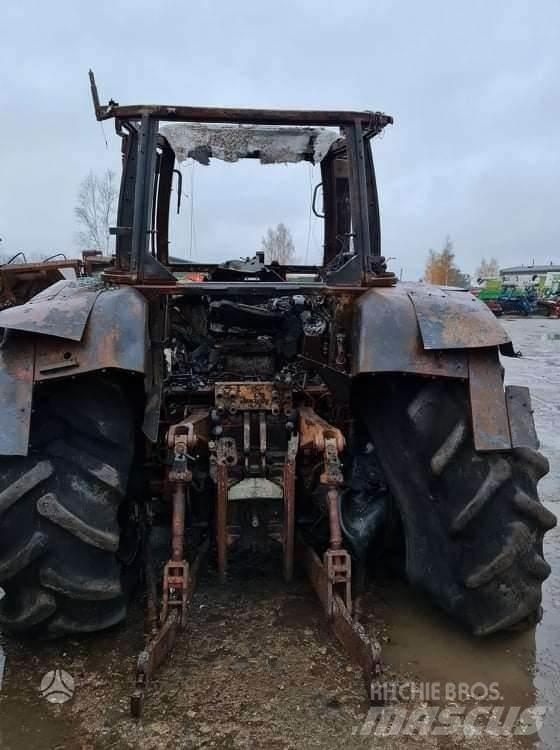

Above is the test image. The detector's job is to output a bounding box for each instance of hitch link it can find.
[296,408,382,700]
[130,412,210,719]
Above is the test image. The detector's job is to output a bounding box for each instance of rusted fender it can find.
[34,286,148,381]
[352,282,511,378]
[352,283,538,453]
[406,284,510,350]
[0,285,149,456]
[0,279,104,341]
[353,283,465,378]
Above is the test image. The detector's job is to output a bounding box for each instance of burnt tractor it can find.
[0,253,82,310]
[0,74,555,715]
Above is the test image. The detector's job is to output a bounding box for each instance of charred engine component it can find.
[166,294,338,401]
[209,299,303,360]
[209,299,282,331]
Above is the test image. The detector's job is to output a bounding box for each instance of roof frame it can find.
[89,71,393,133]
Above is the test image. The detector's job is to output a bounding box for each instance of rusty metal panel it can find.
[352,285,467,378]
[506,385,539,449]
[0,279,103,342]
[407,285,510,350]
[0,336,34,456]
[34,287,148,381]
[468,349,511,452]
[331,595,382,700]
[296,533,330,612]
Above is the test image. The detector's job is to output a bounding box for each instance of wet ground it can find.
[0,316,559,749]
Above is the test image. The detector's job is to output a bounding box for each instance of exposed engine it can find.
[160,292,352,572]
[166,294,334,396]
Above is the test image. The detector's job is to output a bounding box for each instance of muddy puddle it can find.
[0,317,559,749]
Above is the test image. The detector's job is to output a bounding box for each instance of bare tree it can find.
[475,257,500,281]
[74,170,117,253]
[260,223,296,264]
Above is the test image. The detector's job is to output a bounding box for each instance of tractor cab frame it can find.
[89,71,392,289]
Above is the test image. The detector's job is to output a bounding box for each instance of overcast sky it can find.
[1,0,559,280]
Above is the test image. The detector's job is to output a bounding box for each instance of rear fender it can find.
[0,279,103,341]
[352,283,535,452]
[33,286,148,380]
[0,284,150,456]
[352,284,469,379]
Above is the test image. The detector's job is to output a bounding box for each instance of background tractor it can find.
[0,74,554,713]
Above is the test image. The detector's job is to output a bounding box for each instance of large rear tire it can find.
[360,375,556,635]
[0,377,135,638]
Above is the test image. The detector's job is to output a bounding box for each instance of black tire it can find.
[0,377,135,638]
[360,375,556,636]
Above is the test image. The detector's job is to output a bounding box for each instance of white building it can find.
[500,264,560,289]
